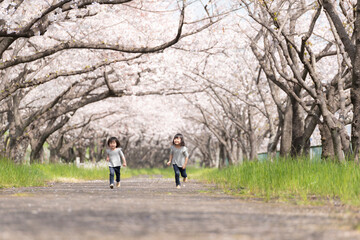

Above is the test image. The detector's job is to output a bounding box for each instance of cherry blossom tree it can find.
[238,0,353,161]
[0,0,229,163]
[6,0,359,166]
[317,0,360,161]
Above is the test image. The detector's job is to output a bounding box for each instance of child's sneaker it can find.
[116,182,120,188]
[183,177,188,182]
[176,185,181,189]
[110,184,114,189]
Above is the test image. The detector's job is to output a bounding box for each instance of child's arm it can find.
[119,150,127,167]
[167,155,173,166]
[122,155,127,167]
[182,147,189,169]
[182,156,188,169]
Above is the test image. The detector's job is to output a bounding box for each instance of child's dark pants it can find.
[173,164,187,186]
[109,166,121,185]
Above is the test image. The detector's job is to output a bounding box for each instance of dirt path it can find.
[1,177,360,240]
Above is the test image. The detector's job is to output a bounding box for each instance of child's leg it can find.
[173,164,181,186]
[179,167,187,179]
[109,167,115,185]
[114,166,121,182]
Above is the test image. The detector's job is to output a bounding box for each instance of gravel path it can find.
[1,177,360,240]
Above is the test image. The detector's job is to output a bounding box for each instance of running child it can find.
[106,137,127,189]
[167,133,189,188]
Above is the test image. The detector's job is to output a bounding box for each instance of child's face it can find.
[174,137,182,145]
[109,140,117,149]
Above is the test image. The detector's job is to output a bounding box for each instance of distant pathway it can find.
[1,177,360,240]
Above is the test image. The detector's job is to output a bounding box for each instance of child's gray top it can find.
[106,148,125,167]
[170,145,189,167]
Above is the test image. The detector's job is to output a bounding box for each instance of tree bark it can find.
[291,87,305,157]
[319,123,334,159]
[219,143,226,168]
[77,147,86,163]
[49,148,60,164]
[247,107,258,161]
[88,142,95,163]
[301,105,321,155]
[29,116,70,163]
[321,0,359,161]
[340,126,351,157]
[280,99,293,157]
[352,0,360,161]
[6,94,28,163]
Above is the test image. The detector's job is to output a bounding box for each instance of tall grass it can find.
[3,156,360,206]
[199,157,360,205]
[0,158,111,188]
[0,158,49,188]
[0,158,197,188]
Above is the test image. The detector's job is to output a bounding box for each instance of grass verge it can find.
[0,159,110,188]
[0,158,198,188]
[198,158,360,206]
[3,157,360,207]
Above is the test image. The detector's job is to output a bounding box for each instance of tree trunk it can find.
[319,123,334,159]
[218,143,226,168]
[280,99,293,157]
[267,125,281,161]
[301,105,321,155]
[351,0,360,162]
[95,139,106,162]
[205,136,214,167]
[6,94,27,163]
[49,135,64,163]
[247,107,258,161]
[291,88,305,157]
[77,147,86,163]
[30,145,44,164]
[320,101,345,162]
[49,148,60,163]
[237,140,243,164]
[30,136,46,164]
[331,127,345,162]
[226,138,234,165]
[8,136,29,164]
[66,147,76,163]
[249,131,257,161]
[340,126,351,157]
[88,142,95,162]
[353,69,360,160]
[0,135,7,158]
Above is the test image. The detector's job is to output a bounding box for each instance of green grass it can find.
[3,156,360,207]
[0,159,49,188]
[0,158,202,188]
[198,158,360,205]
[0,158,110,188]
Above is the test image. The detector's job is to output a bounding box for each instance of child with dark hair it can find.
[167,133,189,188]
[106,137,127,189]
